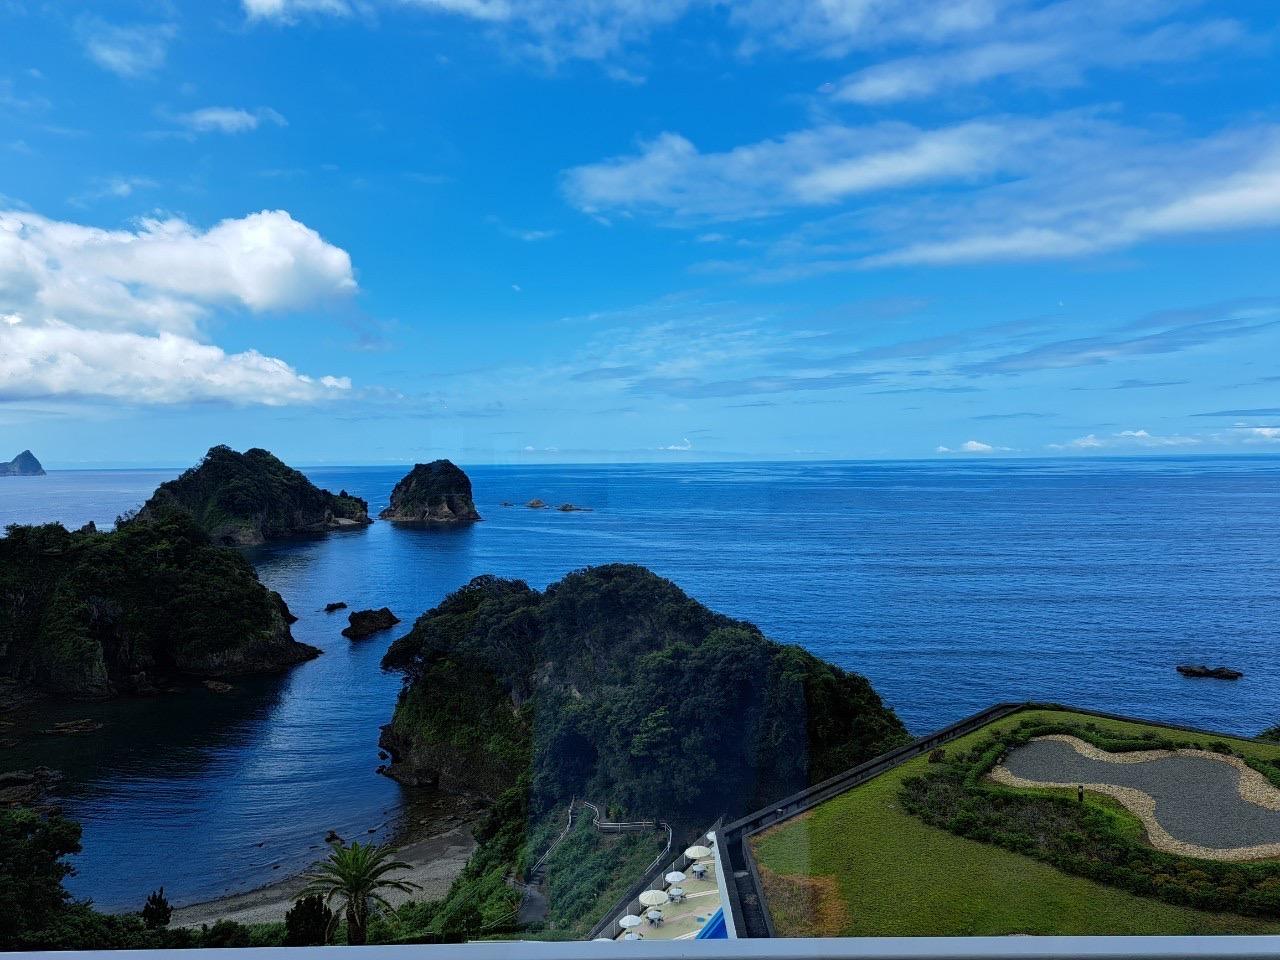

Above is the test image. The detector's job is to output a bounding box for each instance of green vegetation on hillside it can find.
[379,564,907,937]
[0,513,316,699]
[751,709,1280,937]
[136,445,370,545]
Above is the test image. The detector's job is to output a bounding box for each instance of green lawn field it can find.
[750,708,1280,937]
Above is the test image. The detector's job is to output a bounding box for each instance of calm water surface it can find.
[3,458,1279,908]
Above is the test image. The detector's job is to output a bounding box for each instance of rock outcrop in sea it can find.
[1177,664,1243,680]
[379,460,480,523]
[0,514,318,702]
[135,445,371,546]
[0,450,45,477]
[342,607,401,640]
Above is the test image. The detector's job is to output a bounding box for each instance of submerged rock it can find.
[343,607,401,640]
[380,460,481,523]
[204,680,235,694]
[324,601,348,613]
[1177,664,1243,680]
[556,503,592,512]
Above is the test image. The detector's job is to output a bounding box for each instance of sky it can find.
[1,0,1279,467]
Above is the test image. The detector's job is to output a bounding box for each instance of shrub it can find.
[141,887,172,930]
[284,894,333,946]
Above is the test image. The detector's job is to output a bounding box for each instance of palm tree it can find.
[301,841,421,945]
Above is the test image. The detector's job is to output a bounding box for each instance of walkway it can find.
[997,735,1280,860]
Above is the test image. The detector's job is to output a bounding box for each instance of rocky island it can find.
[342,607,400,639]
[379,460,480,523]
[0,514,318,703]
[0,450,45,477]
[135,445,371,546]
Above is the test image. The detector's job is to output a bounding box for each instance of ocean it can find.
[3,458,1279,910]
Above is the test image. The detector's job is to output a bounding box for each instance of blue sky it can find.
[1,0,1278,467]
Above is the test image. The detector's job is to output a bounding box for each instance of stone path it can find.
[995,735,1280,861]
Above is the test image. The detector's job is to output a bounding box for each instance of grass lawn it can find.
[750,708,1280,937]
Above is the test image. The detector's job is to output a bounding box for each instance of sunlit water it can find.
[3,458,1279,909]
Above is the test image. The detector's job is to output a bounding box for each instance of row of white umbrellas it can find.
[618,843,717,935]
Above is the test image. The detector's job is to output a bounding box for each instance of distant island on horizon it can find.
[0,449,45,477]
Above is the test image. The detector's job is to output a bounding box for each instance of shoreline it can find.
[170,791,485,929]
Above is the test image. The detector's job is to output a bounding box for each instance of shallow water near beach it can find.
[3,457,1279,909]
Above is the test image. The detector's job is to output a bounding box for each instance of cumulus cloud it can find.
[0,322,350,406]
[77,19,176,77]
[0,208,356,335]
[175,106,288,135]
[0,209,358,406]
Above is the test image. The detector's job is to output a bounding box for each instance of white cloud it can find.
[0,321,350,406]
[564,120,1026,221]
[831,14,1246,105]
[660,437,693,451]
[175,106,288,135]
[1049,429,1200,450]
[0,209,359,406]
[243,0,354,19]
[0,209,356,335]
[78,19,176,77]
[937,439,1006,453]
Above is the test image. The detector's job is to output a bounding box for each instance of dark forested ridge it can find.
[0,450,45,477]
[380,564,908,824]
[379,459,480,523]
[135,445,371,546]
[0,514,317,701]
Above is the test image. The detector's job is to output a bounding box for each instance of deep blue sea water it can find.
[3,458,1280,909]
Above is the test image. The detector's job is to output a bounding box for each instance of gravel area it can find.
[994,735,1280,862]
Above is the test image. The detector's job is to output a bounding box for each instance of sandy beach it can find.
[171,794,484,929]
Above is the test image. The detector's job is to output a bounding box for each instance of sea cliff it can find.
[135,445,371,546]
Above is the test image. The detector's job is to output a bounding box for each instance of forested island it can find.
[379,460,480,523]
[0,450,45,477]
[0,514,317,703]
[136,446,371,546]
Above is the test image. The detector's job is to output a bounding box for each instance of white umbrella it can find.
[665,871,686,884]
[684,844,712,859]
[619,915,643,930]
[639,889,669,907]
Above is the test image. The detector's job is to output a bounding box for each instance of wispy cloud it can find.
[77,19,176,78]
[1048,429,1201,450]
[173,106,288,135]
[830,9,1248,105]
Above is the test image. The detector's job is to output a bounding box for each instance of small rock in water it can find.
[324,601,348,613]
[342,607,400,640]
[325,830,342,844]
[204,680,235,694]
[526,498,547,509]
[1176,663,1243,680]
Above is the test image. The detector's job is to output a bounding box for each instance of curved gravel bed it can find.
[993,735,1280,861]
